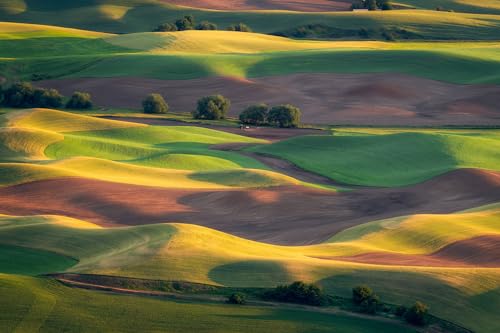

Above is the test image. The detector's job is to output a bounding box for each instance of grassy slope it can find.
[0,208,499,332]
[1,0,500,38]
[395,0,500,14]
[0,274,416,333]
[2,26,499,84]
[0,109,298,188]
[249,129,500,186]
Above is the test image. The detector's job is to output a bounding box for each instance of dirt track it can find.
[101,117,325,141]
[162,0,352,11]
[39,74,500,126]
[0,169,498,245]
[328,236,500,267]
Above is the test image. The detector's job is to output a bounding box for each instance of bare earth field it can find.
[162,0,352,11]
[0,169,498,245]
[39,74,500,126]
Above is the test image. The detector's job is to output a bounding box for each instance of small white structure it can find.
[353,9,369,12]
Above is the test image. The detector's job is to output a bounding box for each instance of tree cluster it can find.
[192,95,231,120]
[352,285,429,325]
[154,15,218,32]
[240,104,301,128]
[154,15,253,32]
[0,82,93,110]
[263,281,328,306]
[227,23,253,32]
[352,0,393,10]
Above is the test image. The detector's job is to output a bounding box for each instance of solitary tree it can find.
[352,285,380,314]
[239,104,269,125]
[227,293,246,305]
[267,104,301,128]
[405,301,429,326]
[66,91,93,109]
[227,23,252,32]
[142,93,169,114]
[196,21,218,30]
[192,95,231,120]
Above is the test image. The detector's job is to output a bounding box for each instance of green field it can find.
[249,128,500,186]
[0,274,418,333]
[0,208,499,333]
[1,2,499,332]
[1,0,500,39]
[1,25,500,84]
[0,108,299,188]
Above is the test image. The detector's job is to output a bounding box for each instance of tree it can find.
[66,91,93,109]
[263,281,327,306]
[33,88,63,108]
[239,104,269,125]
[366,0,377,10]
[352,285,380,314]
[227,23,252,32]
[142,93,169,114]
[267,104,301,128]
[3,82,35,108]
[352,285,374,304]
[192,95,230,120]
[227,293,246,305]
[196,21,217,30]
[175,15,195,31]
[0,86,4,105]
[404,302,429,326]
[153,23,178,32]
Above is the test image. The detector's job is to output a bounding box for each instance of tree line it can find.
[142,93,302,128]
[0,82,93,110]
[227,281,430,327]
[352,0,393,10]
[153,15,252,33]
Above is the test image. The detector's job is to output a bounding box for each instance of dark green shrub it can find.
[33,88,63,108]
[153,23,178,32]
[239,104,269,125]
[142,93,169,114]
[175,15,195,31]
[196,21,217,30]
[66,91,93,110]
[267,104,301,128]
[192,95,231,120]
[352,285,381,314]
[404,302,429,326]
[227,293,246,305]
[227,23,252,32]
[352,285,374,304]
[3,82,35,108]
[367,0,377,10]
[263,281,327,306]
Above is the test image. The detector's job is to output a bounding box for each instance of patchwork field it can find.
[1,1,499,333]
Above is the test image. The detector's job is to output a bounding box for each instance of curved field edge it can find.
[0,109,302,188]
[0,206,499,332]
[248,130,500,187]
[0,274,417,333]
[1,0,500,39]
